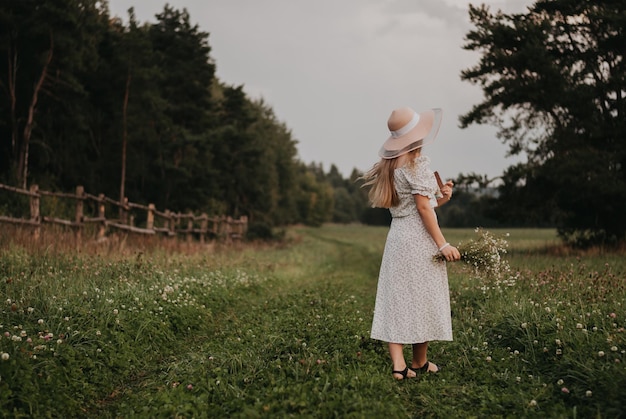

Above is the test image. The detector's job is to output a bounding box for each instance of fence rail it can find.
[0,183,247,243]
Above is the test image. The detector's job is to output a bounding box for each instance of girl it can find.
[362,107,460,380]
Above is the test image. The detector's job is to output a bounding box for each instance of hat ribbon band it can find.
[379,139,424,158]
[390,112,420,138]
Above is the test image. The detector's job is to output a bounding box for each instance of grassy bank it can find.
[1,226,625,417]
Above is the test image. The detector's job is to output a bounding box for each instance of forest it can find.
[0,1,370,233]
[1,1,625,246]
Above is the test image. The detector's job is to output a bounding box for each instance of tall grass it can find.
[1,225,625,417]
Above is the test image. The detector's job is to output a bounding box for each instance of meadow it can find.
[0,225,625,418]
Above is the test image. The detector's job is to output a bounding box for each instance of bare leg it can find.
[389,343,416,379]
[411,342,438,372]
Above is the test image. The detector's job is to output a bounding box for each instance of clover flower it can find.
[434,228,510,279]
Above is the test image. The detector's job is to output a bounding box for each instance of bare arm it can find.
[415,194,460,261]
[436,195,451,207]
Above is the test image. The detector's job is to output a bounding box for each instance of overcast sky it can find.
[107,0,533,180]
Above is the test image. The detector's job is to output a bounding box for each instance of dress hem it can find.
[370,336,454,345]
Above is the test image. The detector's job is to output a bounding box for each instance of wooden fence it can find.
[0,183,248,243]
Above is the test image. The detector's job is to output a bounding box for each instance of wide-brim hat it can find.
[379,107,442,159]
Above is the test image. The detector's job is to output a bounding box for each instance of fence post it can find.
[199,213,208,244]
[75,186,84,244]
[240,215,248,238]
[186,212,194,243]
[166,210,176,237]
[29,184,40,241]
[147,204,155,231]
[212,216,219,237]
[120,197,129,225]
[225,216,233,242]
[97,193,106,240]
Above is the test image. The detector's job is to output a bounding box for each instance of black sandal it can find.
[392,366,410,380]
[409,361,438,374]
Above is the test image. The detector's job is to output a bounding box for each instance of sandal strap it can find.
[392,366,409,378]
[409,361,431,373]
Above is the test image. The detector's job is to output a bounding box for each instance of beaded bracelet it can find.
[438,243,451,252]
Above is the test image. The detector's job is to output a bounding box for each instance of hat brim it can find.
[379,108,442,159]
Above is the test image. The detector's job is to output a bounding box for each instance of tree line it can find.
[0,1,369,232]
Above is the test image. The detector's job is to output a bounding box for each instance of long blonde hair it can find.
[360,149,419,208]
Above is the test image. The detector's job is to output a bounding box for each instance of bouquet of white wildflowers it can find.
[434,228,511,280]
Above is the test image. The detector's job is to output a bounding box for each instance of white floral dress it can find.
[370,155,453,344]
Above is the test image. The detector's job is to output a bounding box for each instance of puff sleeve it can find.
[404,156,440,207]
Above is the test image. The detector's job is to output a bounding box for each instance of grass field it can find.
[1,225,625,418]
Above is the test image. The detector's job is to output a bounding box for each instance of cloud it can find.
[385,0,468,30]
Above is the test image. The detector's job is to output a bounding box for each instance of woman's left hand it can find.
[441,181,454,201]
